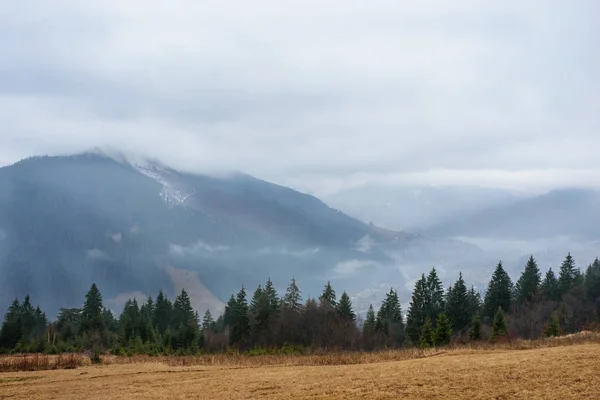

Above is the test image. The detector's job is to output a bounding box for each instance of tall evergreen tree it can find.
[446,272,470,333]
[541,268,560,301]
[0,299,23,350]
[558,252,577,296]
[363,304,376,337]
[336,291,355,321]
[80,283,105,335]
[405,274,427,344]
[584,258,600,301]
[222,294,237,328]
[230,286,250,345]
[376,289,404,345]
[425,267,446,324]
[282,278,302,312]
[202,310,214,331]
[483,261,513,320]
[263,278,280,315]
[466,286,482,318]
[319,281,337,308]
[153,290,173,334]
[515,256,542,304]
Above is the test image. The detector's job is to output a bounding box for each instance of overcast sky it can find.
[1,1,598,195]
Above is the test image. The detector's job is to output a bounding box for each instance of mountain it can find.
[427,188,600,241]
[323,184,525,231]
[0,153,477,317]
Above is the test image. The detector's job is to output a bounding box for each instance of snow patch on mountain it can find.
[132,163,195,207]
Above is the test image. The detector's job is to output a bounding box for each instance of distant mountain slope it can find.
[0,153,477,317]
[427,188,600,240]
[324,184,525,231]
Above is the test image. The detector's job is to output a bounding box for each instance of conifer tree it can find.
[584,258,600,301]
[263,278,280,315]
[222,294,237,328]
[425,267,446,324]
[446,272,470,332]
[491,307,508,342]
[515,256,542,304]
[336,291,355,321]
[419,317,434,348]
[558,252,577,296]
[0,299,23,350]
[153,290,173,334]
[469,314,482,341]
[483,261,513,320]
[544,313,561,337]
[467,286,482,318]
[230,286,250,345]
[376,289,404,345]
[541,268,560,302]
[282,278,302,312]
[405,274,427,344]
[319,281,337,308]
[363,304,376,337]
[432,313,452,346]
[80,283,105,336]
[202,310,214,331]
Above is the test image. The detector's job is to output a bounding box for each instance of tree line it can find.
[1,253,599,355]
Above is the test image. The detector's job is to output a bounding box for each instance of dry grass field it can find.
[2,335,600,399]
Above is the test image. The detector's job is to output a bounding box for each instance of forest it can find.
[1,253,599,357]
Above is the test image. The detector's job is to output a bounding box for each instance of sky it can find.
[1,1,599,196]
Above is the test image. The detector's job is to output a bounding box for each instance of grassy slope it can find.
[2,337,600,399]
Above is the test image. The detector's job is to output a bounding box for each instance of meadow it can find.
[1,333,599,399]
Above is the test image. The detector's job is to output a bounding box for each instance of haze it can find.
[1,1,599,196]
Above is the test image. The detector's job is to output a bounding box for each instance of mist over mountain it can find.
[0,153,482,318]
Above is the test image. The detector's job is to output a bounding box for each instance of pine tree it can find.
[467,286,482,318]
[362,304,376,337]
[491,307,508,342]
[249,284,269,341]
[336,291,355,321]
[469,314,482,341]
[483,261,513,320]
[202,310,214,331]
[153,291,173,334]
[405,274,427,344]
[0,299,23,350]
[282,278,302,312]
[544,313,561,337]
[419,317,434,348]
[80,283,105,336]
[584,258,600,301]
[558,252,577,296]
[425,268,446,324]
[230,286,250,345]
[222,294,237,328]
[263,278,280,315]
[432,313,452,346]
[446,272,470,333]
[376,289,404,346]
[541,268,560,301]
[515,256,542,304]
[319,281,337,308]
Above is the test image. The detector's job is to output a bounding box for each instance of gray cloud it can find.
[1,1,599,195]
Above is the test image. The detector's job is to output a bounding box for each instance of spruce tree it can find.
[558,252,577,296]
[425,267,446,324]
[263,278,280,315]
[363,304,376,337]
[405,274,427,344]
[230,286,250,345]
[433,313,452,346]
[446,272,470,332]
[515,256,541,304]
[282,278,302,312]
[319,281,337,308]
[483,261,513,320]
[491,307,508,342]
[153,290,173,334]
[336,291,355,321]
[467,286,482,318]
[584,258,600,301]
[0,299,23,350]
[469,314,482,341]
[376,289,404,345]
[223,294,237,328]
[419,317,434,348]
[202,310,214,331]
[544,313,561,337]
[541,268,560,302]
[80,283,105,336]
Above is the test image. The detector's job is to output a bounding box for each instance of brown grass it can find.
[1,333,600,399]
